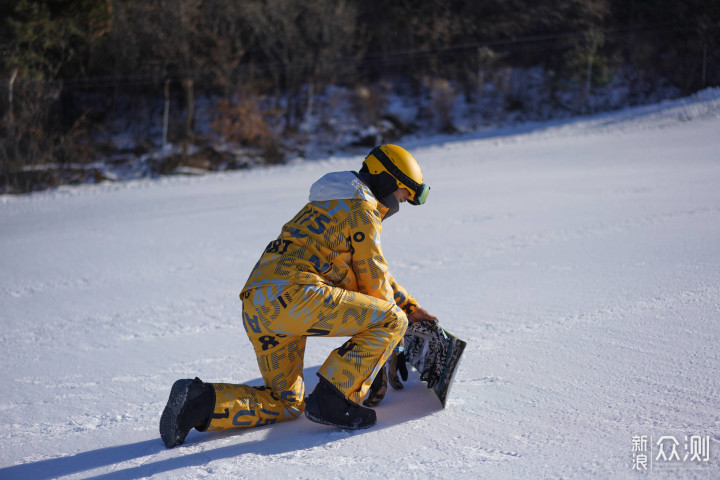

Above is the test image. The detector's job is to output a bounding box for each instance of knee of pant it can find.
[389,306,408,337]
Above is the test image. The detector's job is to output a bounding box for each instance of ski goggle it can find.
[370,147,430,205]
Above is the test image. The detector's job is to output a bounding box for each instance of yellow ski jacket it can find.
[241,171,419,314]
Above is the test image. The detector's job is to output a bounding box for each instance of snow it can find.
[2,89,720,479]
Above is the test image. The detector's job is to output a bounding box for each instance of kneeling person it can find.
[160,145,437,448]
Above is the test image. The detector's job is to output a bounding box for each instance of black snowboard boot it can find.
[305,376,376,430]
[160,377,215,448]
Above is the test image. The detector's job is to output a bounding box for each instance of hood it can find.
[309,171,375,203]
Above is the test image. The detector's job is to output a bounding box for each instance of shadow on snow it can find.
[0,366,442,480]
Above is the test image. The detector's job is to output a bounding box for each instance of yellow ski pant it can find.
[206,283,407,431]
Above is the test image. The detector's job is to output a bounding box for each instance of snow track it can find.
[1,90,719,478]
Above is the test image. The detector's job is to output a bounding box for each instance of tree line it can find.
[1,0,718,192]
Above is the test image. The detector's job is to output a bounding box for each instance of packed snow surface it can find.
[1,90,719,479]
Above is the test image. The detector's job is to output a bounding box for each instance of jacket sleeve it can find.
[350,202,419,313]
[388,273,420,315]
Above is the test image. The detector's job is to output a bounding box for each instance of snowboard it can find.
[402,321,466,407]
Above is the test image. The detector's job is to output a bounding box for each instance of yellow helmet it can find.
[362,145,430,205]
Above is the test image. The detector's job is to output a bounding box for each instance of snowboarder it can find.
[160,144,438,448]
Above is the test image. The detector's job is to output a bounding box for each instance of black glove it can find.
[363,341,409,407]
[363,363,388,407]
[388,343,408,390]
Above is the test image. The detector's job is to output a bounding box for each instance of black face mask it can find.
[379,193,399,220]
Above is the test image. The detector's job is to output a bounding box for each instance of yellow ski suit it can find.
[207,172,419,431]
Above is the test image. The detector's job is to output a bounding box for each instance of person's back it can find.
[242,170,417,313]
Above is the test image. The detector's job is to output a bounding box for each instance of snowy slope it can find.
[1,90,719,479]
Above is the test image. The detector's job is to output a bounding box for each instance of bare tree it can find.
[195,0,251,95]
[110,0,203,150]
[1,0,111,188]
[244,0,360,128]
